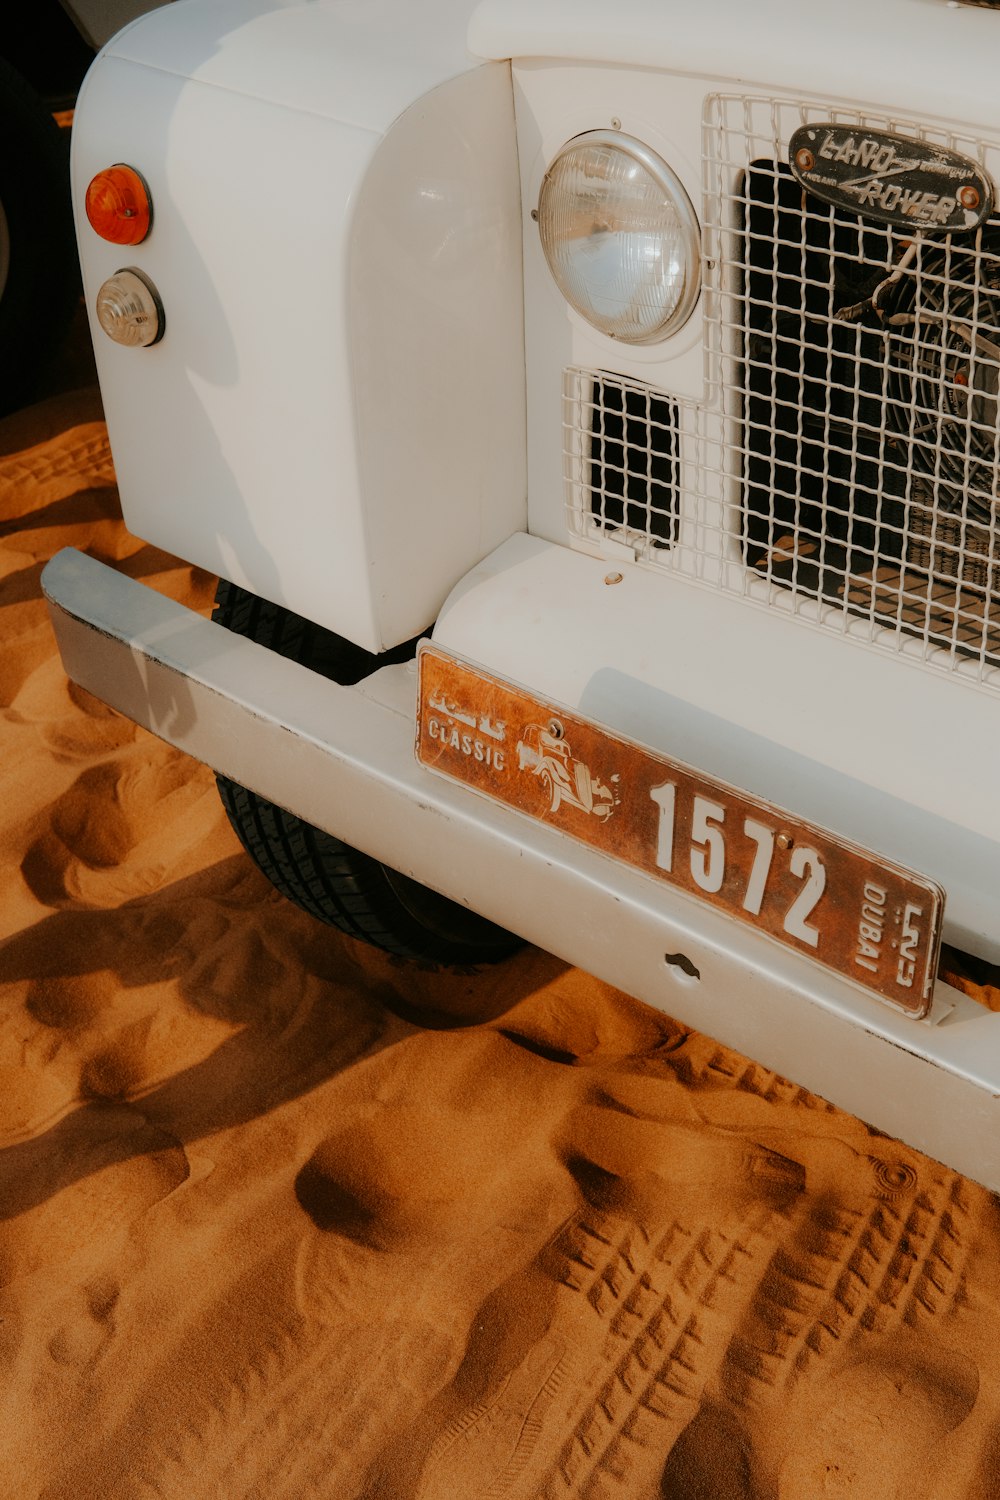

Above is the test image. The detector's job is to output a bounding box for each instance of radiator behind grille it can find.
[563,368,680,554]
[737,139,1000,666]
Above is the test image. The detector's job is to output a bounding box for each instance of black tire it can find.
[212,581,521,965]
[0,56,78,415]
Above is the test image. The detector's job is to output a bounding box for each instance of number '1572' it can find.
[649,783,825,947]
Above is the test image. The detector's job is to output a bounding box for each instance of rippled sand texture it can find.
[3,358,1000,1499]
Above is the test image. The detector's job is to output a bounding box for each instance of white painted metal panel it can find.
[470,0,1000,133]
[349,62,526,649]
[74,21,525,650]
[105,0,482,133]
[74,56,383,648]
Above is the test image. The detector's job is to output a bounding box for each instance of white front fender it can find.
[73,0,525,652]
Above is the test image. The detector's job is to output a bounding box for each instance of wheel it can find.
[212,580,521,965]
[540,769,561,813]
[0,56,78,415]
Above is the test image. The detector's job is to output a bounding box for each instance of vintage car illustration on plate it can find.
[516,723,618,818]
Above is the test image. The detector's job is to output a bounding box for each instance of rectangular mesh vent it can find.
[564,368,680,553]
[704,96,1000,680]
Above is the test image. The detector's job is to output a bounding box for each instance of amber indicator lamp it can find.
[85,164,152,245]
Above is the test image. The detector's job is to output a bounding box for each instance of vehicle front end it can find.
[44,0,1000,1185]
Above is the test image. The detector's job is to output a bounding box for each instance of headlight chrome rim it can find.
[537,129,702,345]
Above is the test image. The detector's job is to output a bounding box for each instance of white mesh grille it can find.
[563,368,681,555]
[564,95,1000,689]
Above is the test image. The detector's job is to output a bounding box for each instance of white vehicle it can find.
[43,0,1000,1186]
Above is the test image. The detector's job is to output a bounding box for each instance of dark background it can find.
[5,2,94,108]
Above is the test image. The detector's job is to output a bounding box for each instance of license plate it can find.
[415,645,944,1017]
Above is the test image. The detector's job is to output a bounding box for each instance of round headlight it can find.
[537,131,700,343]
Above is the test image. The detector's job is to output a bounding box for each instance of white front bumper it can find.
[42,545,1000,1189]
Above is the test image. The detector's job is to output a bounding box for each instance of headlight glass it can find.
[537,131,700,343]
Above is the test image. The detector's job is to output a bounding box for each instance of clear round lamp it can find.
[537,131,701,344]
[95,268,164,348]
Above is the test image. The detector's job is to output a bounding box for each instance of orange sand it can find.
[2,326,1000,1499]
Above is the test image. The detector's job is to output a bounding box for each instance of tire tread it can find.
[212,583,519,964]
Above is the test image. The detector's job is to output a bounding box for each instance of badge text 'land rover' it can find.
[788,124,993,229]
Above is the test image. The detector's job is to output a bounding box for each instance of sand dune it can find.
[3,335,1000,1498]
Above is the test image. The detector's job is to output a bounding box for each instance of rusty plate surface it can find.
[416,645,944,1017]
